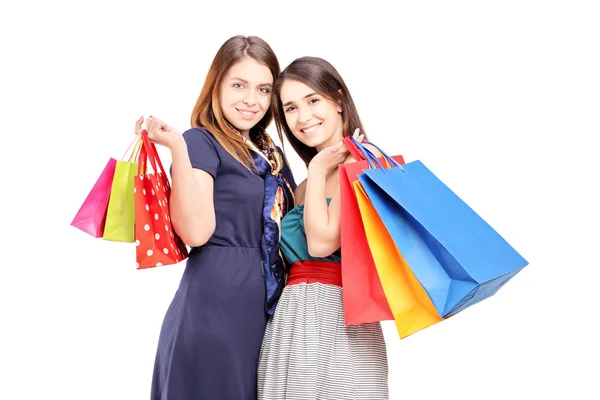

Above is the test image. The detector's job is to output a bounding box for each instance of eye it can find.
[284,105,296,113]
[308,98,319,105]
[233,83,244,89]
[259,87,271,94]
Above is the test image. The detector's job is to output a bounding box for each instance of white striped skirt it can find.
[258,282,389,400]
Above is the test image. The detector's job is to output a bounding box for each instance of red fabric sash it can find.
[287,260,342,287]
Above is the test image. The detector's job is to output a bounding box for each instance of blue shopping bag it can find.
[352,138,528,318]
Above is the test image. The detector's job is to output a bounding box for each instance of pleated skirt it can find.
[258,282,389,400]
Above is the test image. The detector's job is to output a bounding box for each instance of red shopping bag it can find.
[339,137,404,325]
[134,131,188,269]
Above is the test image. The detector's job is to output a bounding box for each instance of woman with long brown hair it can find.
[258,56,389,399]
[137,35,296,400]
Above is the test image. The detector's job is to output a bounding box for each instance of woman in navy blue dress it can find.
[136,35,296,400]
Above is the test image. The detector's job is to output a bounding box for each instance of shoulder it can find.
[181,128,222,173]
[362,142,383,158]
[182,128,220,152]
[294,179,307,205]
[183,127,215,143]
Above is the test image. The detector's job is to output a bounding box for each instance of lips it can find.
[236,108,258,119]
[300,123,322,135]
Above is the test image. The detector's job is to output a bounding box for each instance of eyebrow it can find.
[230,77,272,87]
[282,92,319,107]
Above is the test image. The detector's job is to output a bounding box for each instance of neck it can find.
[227,120,251,141]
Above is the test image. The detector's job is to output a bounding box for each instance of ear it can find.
[337,88,343,112]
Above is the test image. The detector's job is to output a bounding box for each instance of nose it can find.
[298,106,312,124]
[243,90,257,106]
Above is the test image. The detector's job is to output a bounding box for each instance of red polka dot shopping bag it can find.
[134,130,188,269]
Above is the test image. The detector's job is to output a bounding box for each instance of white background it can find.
[2,1,599,399]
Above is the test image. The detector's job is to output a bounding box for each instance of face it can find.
[219,58,274,136]
[280,79,343,151]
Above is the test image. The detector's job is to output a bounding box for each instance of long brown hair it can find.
[191,35,280,167]
[272,56,367,166]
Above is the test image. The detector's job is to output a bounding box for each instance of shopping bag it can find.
[102,135,142,242]
[354,179,443,338]
[134,130,188,269]
[340,137,402,325]
[71,158,117,237]
[352,138,528,318]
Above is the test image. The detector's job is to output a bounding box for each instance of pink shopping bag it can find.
[71,158,118,237]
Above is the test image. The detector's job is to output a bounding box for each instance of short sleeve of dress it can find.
[182,128,221,178]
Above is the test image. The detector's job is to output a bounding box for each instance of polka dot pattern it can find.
[134,144,189,270]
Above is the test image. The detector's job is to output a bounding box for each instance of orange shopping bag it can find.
[353,180,443,338]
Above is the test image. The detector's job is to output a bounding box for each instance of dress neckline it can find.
[295,198,332,208]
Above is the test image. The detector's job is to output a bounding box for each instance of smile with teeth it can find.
[237,109,258,117]
[301,123,322,134]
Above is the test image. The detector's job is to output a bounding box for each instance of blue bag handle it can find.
[347,137,383,170]
[350,137,406,173]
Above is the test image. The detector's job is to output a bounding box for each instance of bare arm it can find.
[169,138,216,247]
[304,139,382,257]
[304,170,343,257]
[143,116,216,247]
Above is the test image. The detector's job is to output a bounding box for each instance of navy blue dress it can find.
[151,128,296,400]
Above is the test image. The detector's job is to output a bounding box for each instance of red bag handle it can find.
[138,130,167,176]
[343,136,367,160]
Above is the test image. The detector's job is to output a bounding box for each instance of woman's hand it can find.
[308,128,364,176]
[134,116,184,150]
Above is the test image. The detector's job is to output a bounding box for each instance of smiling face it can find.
[279,79,343,151]
[219,57,274,137]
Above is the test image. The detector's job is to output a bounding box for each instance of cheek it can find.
[284,114,301,138]
[220,88,233,105]
[319,105,341,127]
[315,103,334,120]
[259,95,271,110]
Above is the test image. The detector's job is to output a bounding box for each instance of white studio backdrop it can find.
[1,1,599,399]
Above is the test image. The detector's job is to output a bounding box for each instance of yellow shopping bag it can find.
[354,181,443,338]
[102,135,142,243]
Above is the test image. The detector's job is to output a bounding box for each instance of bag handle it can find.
[343,136,391,169]
[138,130,167,176]
[350,137,406,173]
[122,133,143,162]
[343,136,367,160]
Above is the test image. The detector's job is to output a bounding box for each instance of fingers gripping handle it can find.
[138,130,168,177]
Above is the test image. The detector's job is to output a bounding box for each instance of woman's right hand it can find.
[307,128,364,176]
[134,116,183,149]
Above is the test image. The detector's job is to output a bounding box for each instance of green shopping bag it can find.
[102,135,142,242]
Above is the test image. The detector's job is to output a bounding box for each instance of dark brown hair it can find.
[191,35,280,167]
[272,56,367,166]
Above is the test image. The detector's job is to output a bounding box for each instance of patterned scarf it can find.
[233,125,295,316]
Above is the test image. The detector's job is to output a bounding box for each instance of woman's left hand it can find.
[308,129,364,175]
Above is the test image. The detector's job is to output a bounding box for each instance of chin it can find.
[297,137,323,149]
[232,119,256,132]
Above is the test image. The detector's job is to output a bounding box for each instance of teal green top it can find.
[279,200,341,265]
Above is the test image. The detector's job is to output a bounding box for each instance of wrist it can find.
[308,164,328,177]
[169,135,187,155]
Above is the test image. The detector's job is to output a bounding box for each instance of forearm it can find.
[169,139,216,246]
[304,169,339,257]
